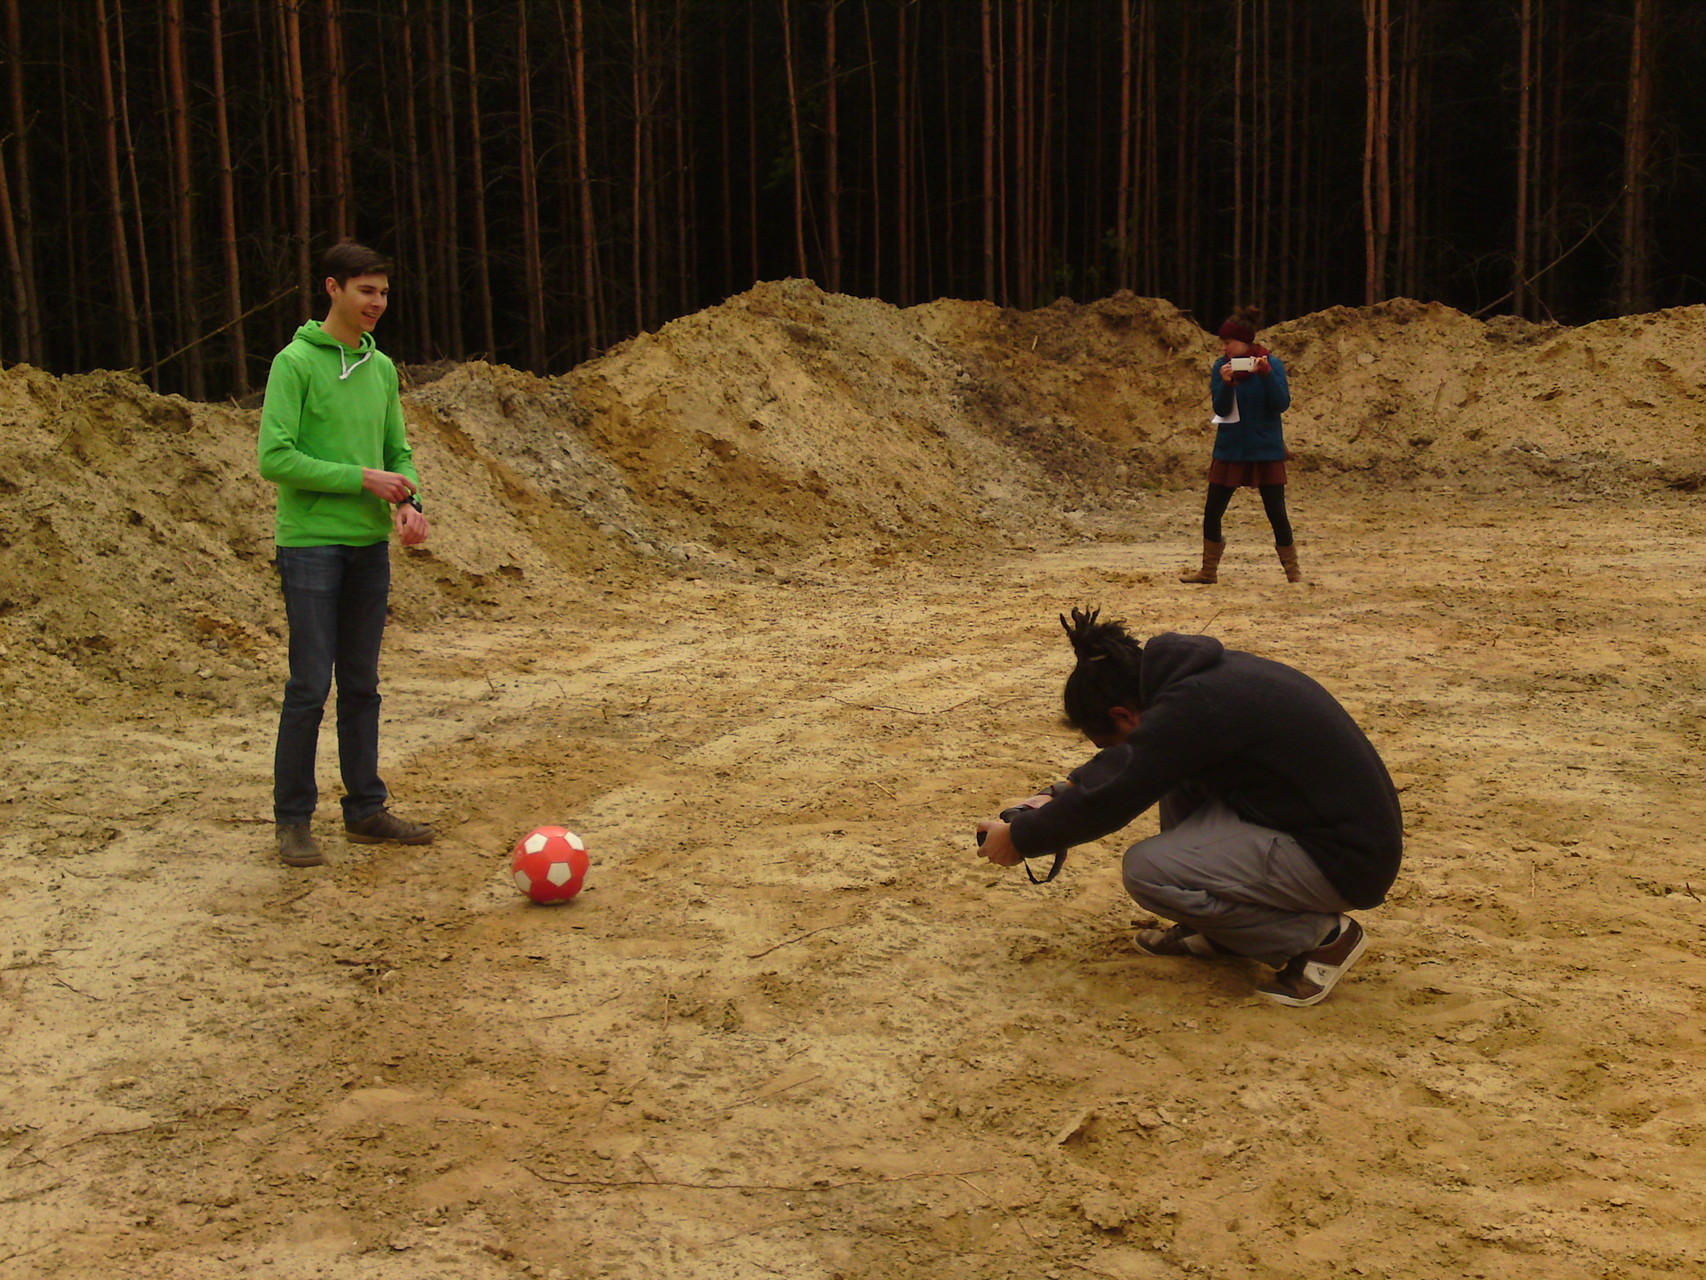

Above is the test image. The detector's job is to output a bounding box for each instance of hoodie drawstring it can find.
[338,346,374,381]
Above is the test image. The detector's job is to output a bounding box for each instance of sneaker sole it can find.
[1260,927,1369,1008]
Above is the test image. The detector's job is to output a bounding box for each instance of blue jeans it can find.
[273,543,392,824]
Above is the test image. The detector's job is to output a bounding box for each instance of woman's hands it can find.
[1221,357,1271,382]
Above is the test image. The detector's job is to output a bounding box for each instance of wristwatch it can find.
[396,494,423,513]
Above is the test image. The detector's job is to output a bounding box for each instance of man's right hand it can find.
[975,821,1023,867]
[362,469,417,503]
[394,504,430,547]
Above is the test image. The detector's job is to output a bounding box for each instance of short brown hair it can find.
[319,240,393,289]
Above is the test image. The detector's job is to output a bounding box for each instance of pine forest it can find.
[0,0,1698,399]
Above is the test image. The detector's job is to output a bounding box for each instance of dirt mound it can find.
[3,283,1704,725]
[0,364,639,729]
[912,290,1706,488]
[1270,298,1706,484]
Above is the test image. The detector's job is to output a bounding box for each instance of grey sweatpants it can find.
[1122,793,1351,968]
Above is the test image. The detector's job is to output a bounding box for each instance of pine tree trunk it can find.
[1173,7,1194,311]
[325,0,351,241]
[980,0,996,302]
[715,10,735,298]
[0,112,24,365]
[2,0,38,364]
[94,0,140,370]
[566,0,603,355]
[1037,0,1050,302]
[1009,0,1023,308]
[55,28,83,370]
[780,0,808,279]
[400,0,434,355]
[1396,1,1421,298]
[1617,0,1655,314]
[825,0,842,294]
[210,0,248,394]
[1233,0,1246,302]
[164,0,204,397]
[518,4,546,369]
[746,11,760,285]
[429,3,463,355]
[1361,0,1392,304]
[115,0,158,380]
[1138,0,1157,293]
[629,0,647,326]
[464,0,495,358]
[1116,1,1132,292]
[896,0,913,305]
[283,0,312,321]
[1514,0,1535,317]
[1278,0,1297,313]
[673,0,695,316]
[863,0,881,296]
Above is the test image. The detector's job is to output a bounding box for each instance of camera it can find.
[1227,356,1258,373]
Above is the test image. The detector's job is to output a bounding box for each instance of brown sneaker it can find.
[277,821,325,867]
[1135,922,1234,958]
[344,808,435,845]
[1258,916,1368,1007]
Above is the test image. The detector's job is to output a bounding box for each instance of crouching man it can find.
[976,608,1402,1007]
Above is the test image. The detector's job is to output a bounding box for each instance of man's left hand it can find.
[975,820,1023,867]
[395,505,430,547]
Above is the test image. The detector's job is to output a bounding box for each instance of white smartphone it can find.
[1227,356,1258,373]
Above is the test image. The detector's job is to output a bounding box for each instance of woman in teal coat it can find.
[1179,306,1303,584]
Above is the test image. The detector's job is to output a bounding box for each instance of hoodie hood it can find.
[293,319,376,354]
[1137,632,1225,709]
[294,320,378,381]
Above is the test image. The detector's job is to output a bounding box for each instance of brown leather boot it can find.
[1178,539,1225,584]
[345,808,435,845]
[277,821,325,867]
[1276,542,1304,583]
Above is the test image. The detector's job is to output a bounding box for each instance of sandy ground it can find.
[4,285,1706,1278]
[5,485,1705,1280]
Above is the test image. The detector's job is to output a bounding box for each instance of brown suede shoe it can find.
[344,808,435,845]
[277,821,325,867]
[1258,916,1368,1007]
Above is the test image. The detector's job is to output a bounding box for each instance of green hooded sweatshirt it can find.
[257,320,419,547]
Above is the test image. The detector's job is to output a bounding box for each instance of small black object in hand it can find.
[977,806,1068,883]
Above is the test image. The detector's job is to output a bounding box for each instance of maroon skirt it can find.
[1209,458,1287,488]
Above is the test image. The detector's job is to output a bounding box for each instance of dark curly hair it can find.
[1059,606,1144,738]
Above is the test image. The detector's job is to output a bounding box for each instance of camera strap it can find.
[1023,849,1067,884]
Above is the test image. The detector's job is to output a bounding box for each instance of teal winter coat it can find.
[1208,355,1291,462]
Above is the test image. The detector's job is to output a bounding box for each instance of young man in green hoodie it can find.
[259,241,434,866]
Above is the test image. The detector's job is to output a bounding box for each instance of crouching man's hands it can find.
[975,820,1022,867]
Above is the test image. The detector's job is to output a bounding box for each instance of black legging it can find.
[1202,482,1293,546]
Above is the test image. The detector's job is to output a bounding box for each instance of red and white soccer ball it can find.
[510,826,590,904]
